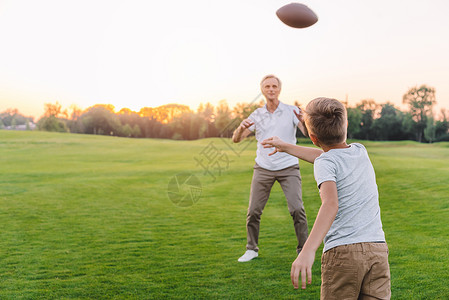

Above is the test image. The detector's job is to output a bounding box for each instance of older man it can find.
[233,74,309,262]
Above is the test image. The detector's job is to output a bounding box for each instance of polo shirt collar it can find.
[262,101,285,114]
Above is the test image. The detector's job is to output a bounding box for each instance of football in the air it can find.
[276,3,318,28]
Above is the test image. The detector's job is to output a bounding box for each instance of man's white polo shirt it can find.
[247,101,300,171]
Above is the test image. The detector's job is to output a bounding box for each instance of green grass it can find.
[0,131,448,299]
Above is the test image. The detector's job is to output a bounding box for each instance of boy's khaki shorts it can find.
[321,242,391,300]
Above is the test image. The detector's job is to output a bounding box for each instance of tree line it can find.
[1,84,448,143]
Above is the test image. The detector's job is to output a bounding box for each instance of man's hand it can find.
[239,118,254,130]
[232,118,254,143]
[291,248,316,289]
[294,107,309,137]
[294,107,304,123]
[261,136,288,156]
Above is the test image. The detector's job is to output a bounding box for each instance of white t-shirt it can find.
[248,101,299,171]
[314,143,386,252]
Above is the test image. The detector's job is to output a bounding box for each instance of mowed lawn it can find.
[0,131,448,299]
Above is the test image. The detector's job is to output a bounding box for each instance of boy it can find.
[261,97,391,299]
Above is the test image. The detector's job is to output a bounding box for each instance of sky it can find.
[1,0,448,119]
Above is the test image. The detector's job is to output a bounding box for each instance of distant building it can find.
[3,122,37,131]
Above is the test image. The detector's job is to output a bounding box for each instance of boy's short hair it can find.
[305,97,347,146]
[260,74,282,89]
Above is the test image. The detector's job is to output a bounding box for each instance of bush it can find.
[436,133,449,142]
[37,116,69,132]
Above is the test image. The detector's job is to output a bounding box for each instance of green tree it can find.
[170,112,202,140]
[230,100,263,138]
[66,105,85,133]
[37,116,69,132]
[117,108,143,138]
[215,100,233,137]
[402,85,436,142]
[69,104,83,120]
[197,102,217,138]
[37,102,69,132]
[372,103,406,140]
[435,109,449,141]
[141,118,170,138]
[232,100,263,121]
[44,101,68,118]
[154,104,191,123]
[132,124,142,138]
[354,99,379,140]
[0,108,33,126]
[81,105,121,135]
[401,112,417,140]
[120,124,133,137]
[347,107,362,139]
[138,107,170,138]
[424,115,436,143]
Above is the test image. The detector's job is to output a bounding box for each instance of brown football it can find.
[276,3,318,28]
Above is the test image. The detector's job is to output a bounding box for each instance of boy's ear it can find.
[309,133,320,147]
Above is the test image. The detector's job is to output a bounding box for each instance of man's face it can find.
[261,78,281,102]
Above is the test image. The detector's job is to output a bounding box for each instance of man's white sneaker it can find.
[238,250,258,262]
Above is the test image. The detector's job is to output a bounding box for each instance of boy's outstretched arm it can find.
[291,181,339,290]
[261,136,323,163]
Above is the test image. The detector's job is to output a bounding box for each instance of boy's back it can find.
[261,97,391,299]
[314,142,386,252]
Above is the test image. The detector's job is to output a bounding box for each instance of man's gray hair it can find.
[260,74,282,89]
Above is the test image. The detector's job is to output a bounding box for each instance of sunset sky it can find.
[1,0,448,119]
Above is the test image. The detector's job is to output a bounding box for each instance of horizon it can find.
[1,0,448,119]
[2,95,446,123]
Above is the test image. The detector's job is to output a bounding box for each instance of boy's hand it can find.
[291,248,316,289]
[261,136,287,156]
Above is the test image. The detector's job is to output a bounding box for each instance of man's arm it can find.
[294,108,309,137]
[291,181,339,289]
[261,136,323,163]
[297,120,308,138]
[232,118,254,143]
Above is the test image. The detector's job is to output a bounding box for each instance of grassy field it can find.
[0,131,448,299]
